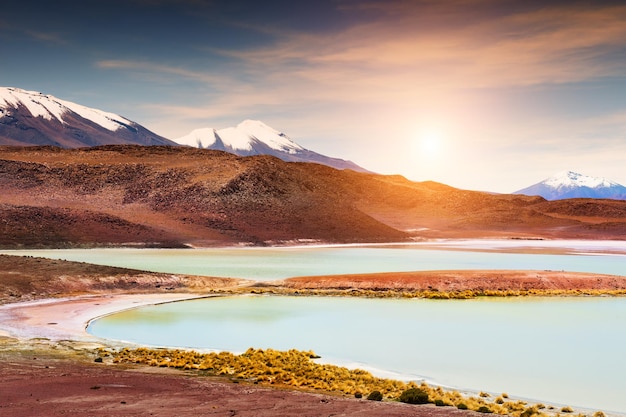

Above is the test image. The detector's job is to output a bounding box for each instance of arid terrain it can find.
[2,145,626,248]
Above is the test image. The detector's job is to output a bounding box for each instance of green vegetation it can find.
[367,390,383,401]
[399,387,429,404]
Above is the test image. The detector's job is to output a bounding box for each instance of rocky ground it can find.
[3,145,626,248]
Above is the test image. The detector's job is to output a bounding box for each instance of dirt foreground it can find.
[0,346,474,417]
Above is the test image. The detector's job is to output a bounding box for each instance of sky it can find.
[2,0,626,193]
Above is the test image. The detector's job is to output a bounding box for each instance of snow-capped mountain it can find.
[514,171,626,200]
[175,120,369,172]
[0,87,175,147]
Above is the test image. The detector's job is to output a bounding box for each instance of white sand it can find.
[0,293,202,342]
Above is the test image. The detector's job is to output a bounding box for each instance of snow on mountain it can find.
[0,87,131,131]
[175,120,369,172]
[0,86,175,147]
[236,119,304,154]
[514,171,626,200]
[176,127,219,148]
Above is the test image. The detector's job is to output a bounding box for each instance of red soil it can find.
[0,353,469,417]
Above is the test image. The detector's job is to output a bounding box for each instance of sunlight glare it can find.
[416,128,444,158]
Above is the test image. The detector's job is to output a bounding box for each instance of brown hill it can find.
[1,145,625,248]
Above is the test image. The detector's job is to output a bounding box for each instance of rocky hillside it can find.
[1,145,625,248]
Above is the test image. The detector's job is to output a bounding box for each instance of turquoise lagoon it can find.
[3,241,626,280]
[89,295,626,413]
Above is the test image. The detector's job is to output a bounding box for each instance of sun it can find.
[416,128,443,158]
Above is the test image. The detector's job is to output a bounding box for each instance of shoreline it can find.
[0,293,204,342]
[4,237,626,254]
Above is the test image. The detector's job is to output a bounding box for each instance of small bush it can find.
[457,403,468,410]
[399,387,429,404]
[434,399,449,407]
[354,392,362,399]
[561,406,574,413]
[593,412,606,417]
[367,390,383,401]
[477,406,493,413]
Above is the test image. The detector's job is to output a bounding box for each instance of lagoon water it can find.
[4,242,626,413]
[3,242,626,279]
[89,295,626,413]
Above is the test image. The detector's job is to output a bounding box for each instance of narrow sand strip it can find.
[0,293,201,342]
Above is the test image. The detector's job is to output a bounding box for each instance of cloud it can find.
[96,60,230,86]
[25,30,68,45]
[98,2,626,113]
[217,2,626,93]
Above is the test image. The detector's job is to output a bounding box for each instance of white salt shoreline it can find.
[0,293,203,342]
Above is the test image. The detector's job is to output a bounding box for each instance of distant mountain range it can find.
[174,120,369,172]
[3,86,625,199]
[0,86,367,172]
[514,171,626,201]
[0,87,174,147]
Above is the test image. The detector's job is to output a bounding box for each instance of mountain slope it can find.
[175,120,370,172]
[0,87,176,148]
[1,146,625,248]
[514,171,626,200]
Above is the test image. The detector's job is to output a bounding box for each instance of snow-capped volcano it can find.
[175,120,369,172]
[0,87,174,147]
[514,171,626,200]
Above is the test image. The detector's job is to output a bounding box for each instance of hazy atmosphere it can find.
[2,0,626,192]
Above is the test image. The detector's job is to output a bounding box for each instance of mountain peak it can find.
[235,119,304,154]
[0,86,174,147]
[544,171,618,189]
[175,121,369,172]
[514,171,626,200]
[0,86,132,132]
